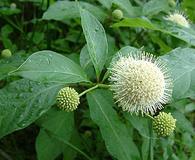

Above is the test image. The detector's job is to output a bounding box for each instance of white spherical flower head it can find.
[165,11,190,28]
[109,52,172,115]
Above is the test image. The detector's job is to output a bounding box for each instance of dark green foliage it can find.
[0,0,194,160]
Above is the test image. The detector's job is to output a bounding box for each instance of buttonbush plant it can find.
[0,0,195,160]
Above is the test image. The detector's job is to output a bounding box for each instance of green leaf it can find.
[42,1,106,21]
[172,111,194,135]
[37,108,74,139]
[160,48,195,100]
[0,25,17,50]
[141,138,150,160]
[63,130,82,160]
[160,138,174,160]
[182,0,195,22]
[110,46,141,66]
[124,114,150,160]
[112,17,157,29]
[150,33,172,53]
[98,0,140,16]
[80,45,95,80]
[36,130,64,160]
[80,9,108,77]
[87,89,140,160]
[185,103,195,113]
[0,79,63,138]
[142,0,169,16]
[125,114,150,137]
[0,7,21,15]
[112,0,135,17]
[10,50,89,84]
[113,18,195,46]
[36,108,74,160]
[97,0,112,9]
[0,55,24,80]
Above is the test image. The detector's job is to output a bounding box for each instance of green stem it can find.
[79,85,99,97]
[78,82,95,87]
[79,84,110,97]
[98,83,110,89]
[145,113,154,160]
[145,113,154,120]
[149,121,154,160]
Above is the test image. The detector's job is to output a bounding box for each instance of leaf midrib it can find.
[91,93,130,160]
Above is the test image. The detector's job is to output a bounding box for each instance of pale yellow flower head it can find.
[109,51,172,115]
[165,11,190,28]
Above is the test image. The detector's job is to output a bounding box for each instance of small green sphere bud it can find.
[153,112,176,137]
[112,9,123,20]
[56,87,80,112]
[1,49,12,58]
[10,3,17,9]
[168,0,176,7]
[84,130,92,137]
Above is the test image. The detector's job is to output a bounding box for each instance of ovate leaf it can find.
[97,0,139,16]
[42,1,106,21]
[87,89,140,160]
[125,114,150,137]
[160,48,195,100]
[97,0,112,9]
[0,79,62,138]
[80,9,108,77]
[0,7,21,16]
[112,0,135,17]
[63,130,82,160]
[172,110,194,135]
[113,18,195,46]
[10,51,89,84]
[37,108,74,139]
[36,130,64,160]
[80,45,95,80]
[142,0,169,16]
[112,18,157,29]
[36,108,74,160]
[0,55,25,80]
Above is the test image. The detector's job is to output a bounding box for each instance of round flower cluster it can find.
[1,49,12,58]
[112,9,123,20]
[165,11,190,28]
[109,51,172,115]
[56,87,80,112]
[153,112,176,136]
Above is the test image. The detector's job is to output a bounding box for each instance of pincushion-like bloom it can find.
[56,87,80,112]
[153,112,176,136]
[165,11,190,28]
[109,51,172,115]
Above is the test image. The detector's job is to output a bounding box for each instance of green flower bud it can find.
[153,112,176,137]
[56,87,80,112]
[168,0,176,7]
[84,130,92,137]
[10,3,17,9]
[1,49,12,58]
[112,9,123,20]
